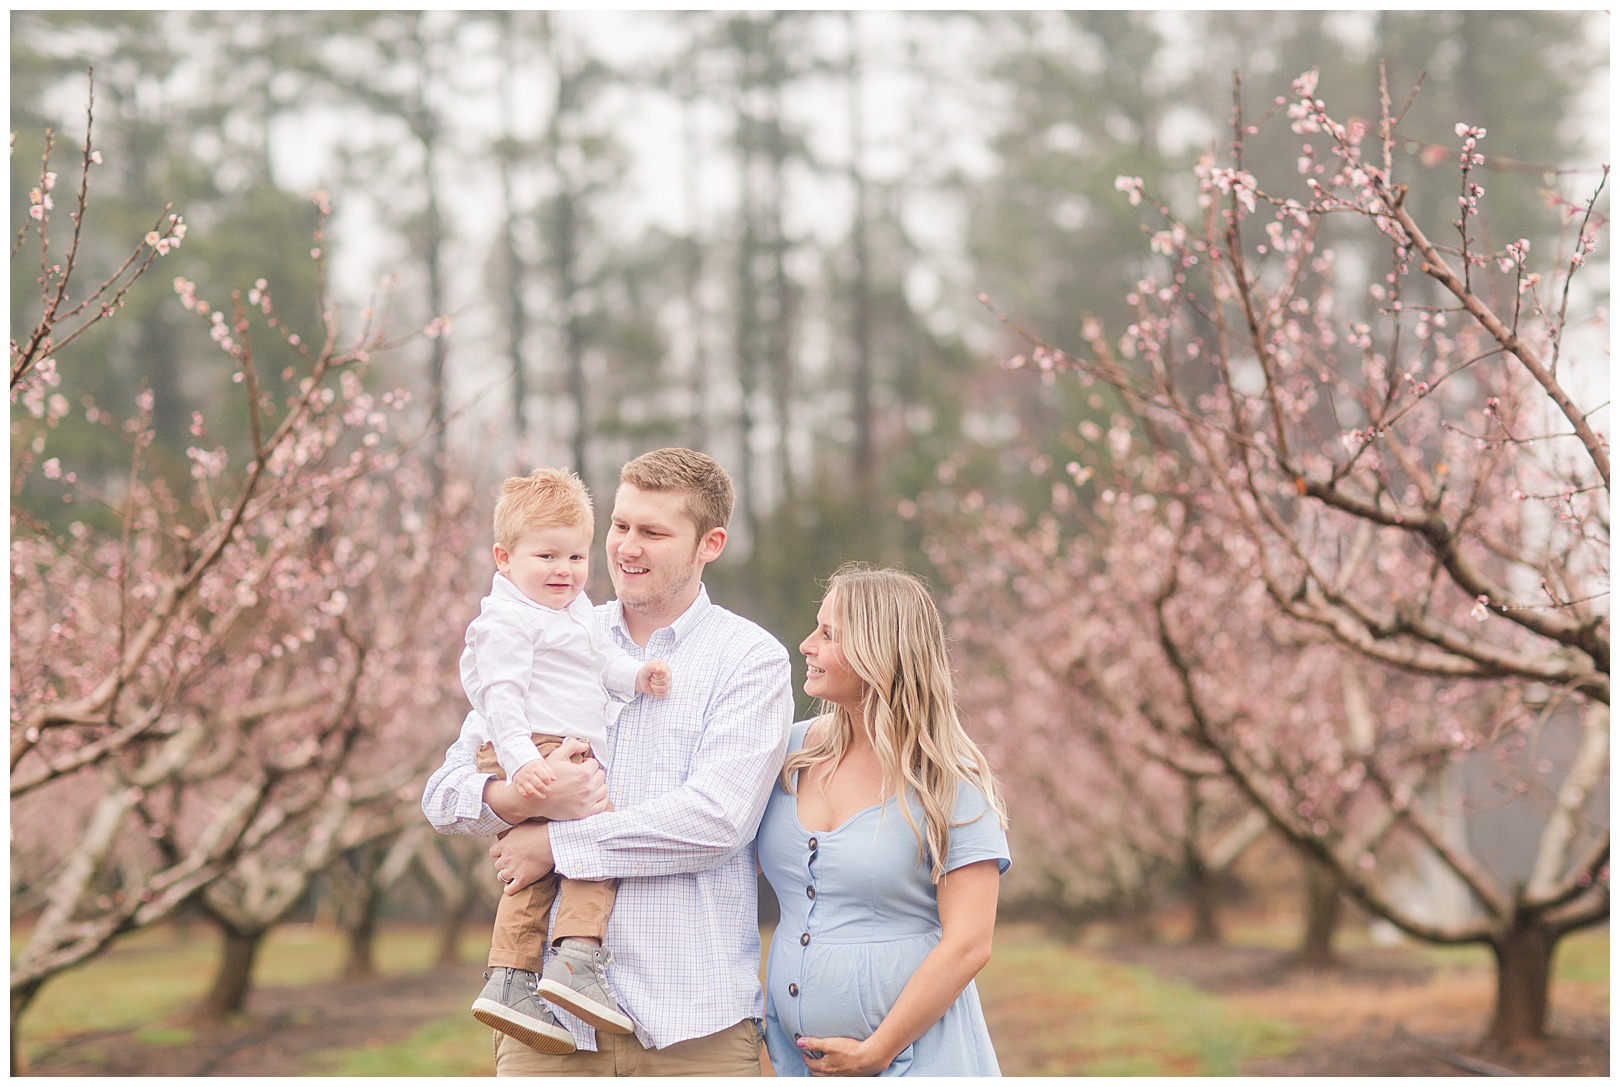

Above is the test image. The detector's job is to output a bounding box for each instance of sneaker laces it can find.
[487,966,540,995]
[587,946,618,994]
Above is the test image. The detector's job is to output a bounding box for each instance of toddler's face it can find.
[495,523,592,609]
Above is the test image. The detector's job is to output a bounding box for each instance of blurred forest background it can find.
[13,10,1607,632]
[9,8,1609,1073]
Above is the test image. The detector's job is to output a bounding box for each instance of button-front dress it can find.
[758,720,1011,1076]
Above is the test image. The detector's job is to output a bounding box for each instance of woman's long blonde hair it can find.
[782,563,1006,884]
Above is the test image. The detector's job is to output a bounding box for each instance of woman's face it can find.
[800,593,865,711]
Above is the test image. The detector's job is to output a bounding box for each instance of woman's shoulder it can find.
[948,774,1003,819]
[787,717,820,754]
[940,775,1011,874]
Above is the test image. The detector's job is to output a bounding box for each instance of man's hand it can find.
[539,736,609,819]
[491,821,554,895]
[510,756,556,800]
[482,737,607,824]
[637,660,672,698]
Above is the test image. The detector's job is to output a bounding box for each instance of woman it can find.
[758,563,1009,1076]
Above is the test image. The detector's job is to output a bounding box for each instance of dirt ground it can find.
[23,943,1609,1077]
[20,969,471,1077]
[1106,942,1610,1078]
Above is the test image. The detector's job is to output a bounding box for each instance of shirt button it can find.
[807,837,818,850]
[800,932,810,946]
[788,983,799,997]
[806,885,816,899]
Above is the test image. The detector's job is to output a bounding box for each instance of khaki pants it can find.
[478,735,616,973]
[492,1019,766,1077]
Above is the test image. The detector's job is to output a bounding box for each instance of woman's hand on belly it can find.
[793,1033,897,1077]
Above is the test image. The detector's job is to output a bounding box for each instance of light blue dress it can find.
[759,721,1011,1076]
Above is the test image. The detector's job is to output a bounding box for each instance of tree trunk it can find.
[342,888,381,981]
[435,849,487,968]
[678,65,710,448]
[1118,882,1159,944]
[556,186,587,477]
[1048,910,1087,947]
[496,14,531,441]
[1185,851,1221,944]
[1485,915,1555,1045]
[436,889,477,969]
[337,844,385,980]
[765,67,797,518]
[1294,851,1343,970]
[11,977,44,1075]
[198,926,265,1019]
[406,16,449,455]
[1183,786,1221,944]
[732,20,763,555]
[845,11,876,530]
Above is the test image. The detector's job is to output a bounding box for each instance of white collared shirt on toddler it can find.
[458,572,643,777]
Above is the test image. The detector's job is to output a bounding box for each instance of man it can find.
[422,448,793,1075]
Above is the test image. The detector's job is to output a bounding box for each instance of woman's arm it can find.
[796,859,1001,1076]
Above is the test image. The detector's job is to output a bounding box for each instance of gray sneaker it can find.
[471,967,577,1054]
[534,940,634,1034]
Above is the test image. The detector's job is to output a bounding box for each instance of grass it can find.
[314,1016,494,1076]
[1552,928,1612,988]
[17,925,222,1040]
[976,926,1298,1075]
[13,918,1609,1076]
[14,921,489,1072]
[1199,920,1610,1050]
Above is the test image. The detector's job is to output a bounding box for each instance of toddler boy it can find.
[457,467,670,1053]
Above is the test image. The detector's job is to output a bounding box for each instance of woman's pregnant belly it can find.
[767,930,939,1041]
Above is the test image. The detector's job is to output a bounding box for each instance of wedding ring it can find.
[498,869,511,884]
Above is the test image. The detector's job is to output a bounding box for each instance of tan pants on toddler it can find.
[478,734,615,973]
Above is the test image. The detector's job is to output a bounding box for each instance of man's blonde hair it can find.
[492,467,593,549]
[618,448,733,537]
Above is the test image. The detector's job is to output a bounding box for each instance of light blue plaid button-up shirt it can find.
[422,585,793,1051]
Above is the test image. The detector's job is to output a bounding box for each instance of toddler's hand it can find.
[638,660,673,698]
[511,757,556,800]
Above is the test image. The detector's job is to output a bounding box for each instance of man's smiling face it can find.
[605,483,723,628]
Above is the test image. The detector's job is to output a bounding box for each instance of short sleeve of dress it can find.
[942,781,1011,876]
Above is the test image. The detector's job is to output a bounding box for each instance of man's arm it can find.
[421,731,607,837]
[549,645,792,881]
